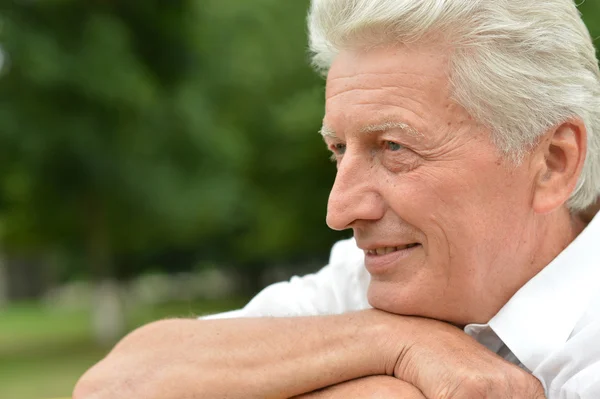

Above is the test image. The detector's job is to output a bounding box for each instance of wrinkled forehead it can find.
[325,43,452,93]
[323,45,465,141]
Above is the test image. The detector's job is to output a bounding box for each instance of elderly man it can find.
[74,0,600,398]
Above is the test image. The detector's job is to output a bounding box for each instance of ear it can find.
[532,119,587,214]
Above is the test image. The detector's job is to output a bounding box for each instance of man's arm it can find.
[293,376,426,398]
[73,312,401,399]
[73,310,545,399]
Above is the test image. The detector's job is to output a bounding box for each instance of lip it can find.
[363,244,421,275]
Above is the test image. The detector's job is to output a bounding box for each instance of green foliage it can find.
[0,0,341,280]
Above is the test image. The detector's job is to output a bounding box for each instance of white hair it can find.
[308,0,600,211]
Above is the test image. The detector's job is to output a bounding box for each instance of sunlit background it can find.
[0,1,599,398]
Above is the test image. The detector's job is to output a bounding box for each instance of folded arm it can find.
[73,311,405,399]
[73,309,545,399]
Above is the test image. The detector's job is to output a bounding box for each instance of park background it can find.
[0,1,599,398]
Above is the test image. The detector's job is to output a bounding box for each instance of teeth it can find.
[371,247,398,256]
[367,244,419,256]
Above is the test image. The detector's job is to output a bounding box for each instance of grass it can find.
[0,298,248,399]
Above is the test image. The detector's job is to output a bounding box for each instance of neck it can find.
[530,207,585,277]
[476,207,586,325]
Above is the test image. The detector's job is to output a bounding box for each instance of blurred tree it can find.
[0,0,341,340]
[194,0,342,291]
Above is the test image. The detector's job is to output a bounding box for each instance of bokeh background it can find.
[0,1,599,398]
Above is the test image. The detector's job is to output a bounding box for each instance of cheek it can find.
[384,164,477,222]
[410,159,529,213]
[383,162,531,252]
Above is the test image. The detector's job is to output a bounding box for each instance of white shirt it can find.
[206,215,600,399]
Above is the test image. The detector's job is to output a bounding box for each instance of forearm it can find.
[74,311,403,399]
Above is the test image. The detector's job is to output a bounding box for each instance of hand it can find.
[382,313,546,399]
[293,376,426,398]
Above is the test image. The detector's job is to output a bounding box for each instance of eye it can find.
[332,143,346,154]
[384,141,403,152]
[329,143,347,161]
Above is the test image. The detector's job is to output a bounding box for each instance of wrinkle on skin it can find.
[329,89,432,118]
[326,102,430,144]
[323,43,571,325]
[326,63,447,125]
[327,104,430,137]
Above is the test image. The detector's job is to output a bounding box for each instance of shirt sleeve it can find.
[535,321,600,399]
[202,238,371,319]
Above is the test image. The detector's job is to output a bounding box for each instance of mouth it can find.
[362,243,422,275]
[364,243,420,256]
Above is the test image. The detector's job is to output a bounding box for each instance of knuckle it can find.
[507,367,546,398]
[524,376,546,398]
[437,363,544,399]
[440,372,495,398]
[470,374,497,397]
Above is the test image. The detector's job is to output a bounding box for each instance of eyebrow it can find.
[319,121,423,139]
[319,125,338,139]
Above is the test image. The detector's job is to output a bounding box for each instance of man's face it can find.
[323,44,541,325]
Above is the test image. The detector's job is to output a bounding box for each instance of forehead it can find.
[328,43,450,84]
[323,44,459,138]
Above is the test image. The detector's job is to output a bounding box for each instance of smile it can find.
[365,244,420,256]
[363,244,422,275]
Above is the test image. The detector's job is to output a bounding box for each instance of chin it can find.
[367,281,470,324]
[366,281,423,316]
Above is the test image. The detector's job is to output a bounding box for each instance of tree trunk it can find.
[85,198,126,346]
[236,262,267,297]
[0,251,7,308]
[91,278,125,346]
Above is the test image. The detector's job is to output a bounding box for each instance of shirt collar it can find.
[483,214,600,371]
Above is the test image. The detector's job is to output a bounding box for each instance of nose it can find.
[326,154,385,231]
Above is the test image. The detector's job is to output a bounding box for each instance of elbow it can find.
[73,375,98,399]
[73,318,193,399]
[73,360,111,399]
